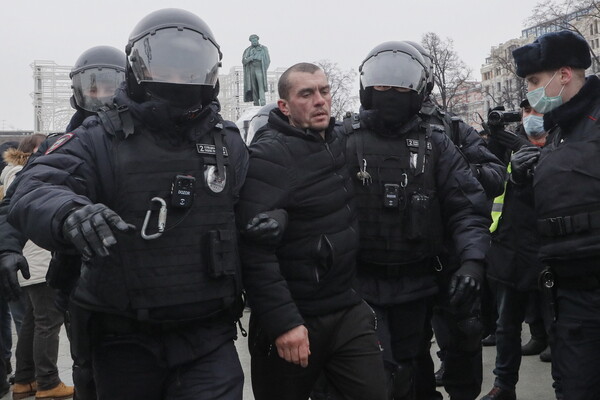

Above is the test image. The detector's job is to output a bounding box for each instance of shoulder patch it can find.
[45,133,74,155]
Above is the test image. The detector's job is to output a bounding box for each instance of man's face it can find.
[84,82,117,100]
[278,70,331,132]
[525,70,562,97]
[250,37,259,47]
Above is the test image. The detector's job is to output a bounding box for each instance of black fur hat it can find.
[512,30,591,78]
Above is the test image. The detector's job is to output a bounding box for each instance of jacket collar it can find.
[267,109,336,142]
[544,75,600,132]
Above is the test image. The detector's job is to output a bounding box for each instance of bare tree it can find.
[315,60,358,119]
[421,32,472,112]
[487,45,528,110]
[526,0,600,68]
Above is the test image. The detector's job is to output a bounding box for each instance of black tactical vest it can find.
[345,115,444,266]
[534,117,600,263]
[88,117,241,322]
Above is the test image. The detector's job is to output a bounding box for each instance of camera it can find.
[171,175,196,208]
[487,110,521,126]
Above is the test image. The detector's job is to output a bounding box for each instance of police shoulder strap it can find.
[440,111,461,147]
[96,105,135,141]
[342,111,361,135]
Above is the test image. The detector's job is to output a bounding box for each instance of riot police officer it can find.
[344,41,491,399]
[511,30,600,400]
[404,41,505,400]
[66,45,126,131]
[0,45,127,400]
[7,8,248,400]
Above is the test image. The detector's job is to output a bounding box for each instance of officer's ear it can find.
[278,99,291,117]
[558,66,573,86]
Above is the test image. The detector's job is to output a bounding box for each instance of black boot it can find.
[480,386,516,400]
[539,345,551,362]
[481,333,496,346]
[521,336,547,355]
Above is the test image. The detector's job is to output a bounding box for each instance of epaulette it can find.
[342,111,361,134]
[96,104,135,140]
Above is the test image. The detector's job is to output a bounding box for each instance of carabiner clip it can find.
[400,173,408,188]
[141,197,167,240]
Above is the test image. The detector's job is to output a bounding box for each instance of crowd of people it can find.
[0,7,598,400]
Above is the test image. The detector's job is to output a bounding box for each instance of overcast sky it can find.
[0,0,544,131]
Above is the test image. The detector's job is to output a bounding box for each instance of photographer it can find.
[481,99,549,400]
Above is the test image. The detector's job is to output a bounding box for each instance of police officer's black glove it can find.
[510,145,541,185]
[448,260,484,310]
[489,128,532,152]
[62,204,135,260]
[243,209,288,246]
[0,251,29,301]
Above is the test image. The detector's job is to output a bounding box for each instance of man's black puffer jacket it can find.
[237,109,362,340]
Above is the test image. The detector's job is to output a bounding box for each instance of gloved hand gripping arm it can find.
[242,209,288,246]
[510,145,541,185]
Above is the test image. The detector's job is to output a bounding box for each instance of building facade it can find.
[32,60,72,134]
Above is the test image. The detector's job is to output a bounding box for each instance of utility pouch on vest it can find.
[208,229,238,278]
[407,193,430,240]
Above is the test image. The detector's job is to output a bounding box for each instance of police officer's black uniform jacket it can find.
[237,108,362,340]
[487,126,544,292]
[345,110,491,305]
[7,88,249,362]
[534,75,600,277]
[420,97,506,200]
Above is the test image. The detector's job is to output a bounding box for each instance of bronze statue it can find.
[242,34,270,106]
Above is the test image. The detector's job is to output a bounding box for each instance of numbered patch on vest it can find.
[406,139,432,150]
[205,165,227,193]
[196,144,229,157]
[45,133,75,155]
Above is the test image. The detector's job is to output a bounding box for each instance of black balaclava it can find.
[371,90,423,129]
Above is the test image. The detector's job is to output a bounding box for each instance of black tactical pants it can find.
[372,298,435,400]
[249,301,386,400]
[552,287,600,400]
[415,293,482,400]
[91,315,243,400]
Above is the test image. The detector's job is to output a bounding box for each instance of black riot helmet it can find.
[70,46,126,112]
[359,41,428,109]
[403,41,435,95]
[125,8,222,109]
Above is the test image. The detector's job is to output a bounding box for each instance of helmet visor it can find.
[128,27,220,86]
[72,67,125,112]
[361,51,427,93]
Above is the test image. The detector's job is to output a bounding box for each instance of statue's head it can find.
[249,34,260,46]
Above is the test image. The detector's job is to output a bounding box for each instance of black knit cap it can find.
[512,30,591,78]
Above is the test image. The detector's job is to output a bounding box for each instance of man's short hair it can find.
[249,34,259,41]
[512,30,591,78]
[278,63,322,100]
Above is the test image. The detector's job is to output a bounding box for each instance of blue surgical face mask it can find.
[522,115,545,138]
[526,71,565,113]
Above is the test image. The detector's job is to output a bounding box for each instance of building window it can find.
[596,38,599,48]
